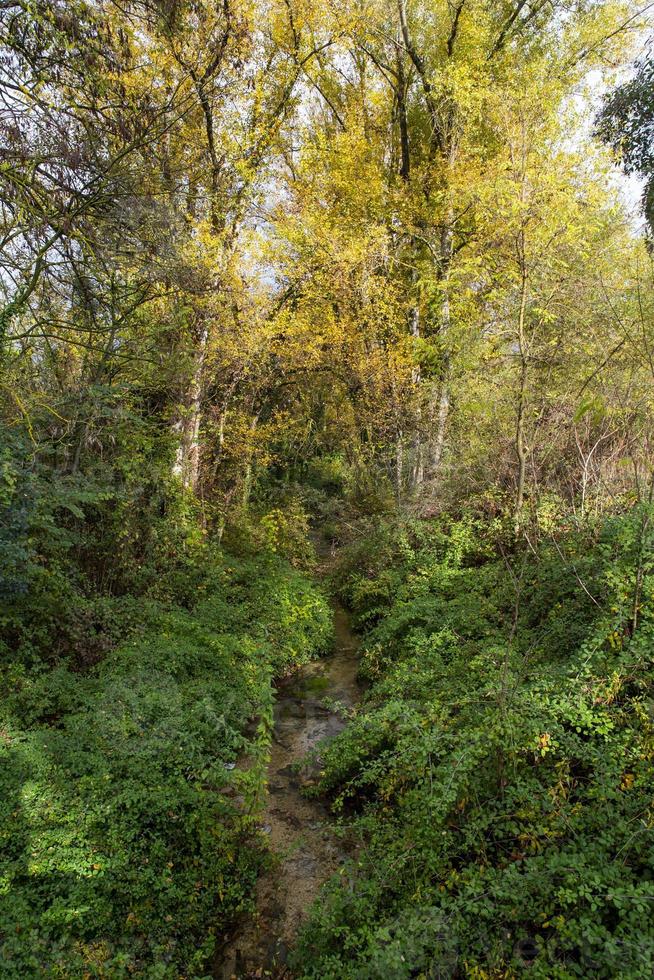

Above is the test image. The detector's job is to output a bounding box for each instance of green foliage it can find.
[598,54,654,230]
[0,415,208,666]
[295,512,654,979]
[0,553,332,977]
[2,0,653,974]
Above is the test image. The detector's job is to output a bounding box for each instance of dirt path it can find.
[214,601,360,979]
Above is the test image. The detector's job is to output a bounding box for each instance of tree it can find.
[598,52,654,231]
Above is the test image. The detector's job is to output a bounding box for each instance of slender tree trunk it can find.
[395,428,404,502]
[241,415,259,508]
[429,220,453,477]
[172,321,209,492]
[409,304,424,487]
[396,49,410,182]
[514,260,529,535]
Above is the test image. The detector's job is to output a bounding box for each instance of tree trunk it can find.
[428,221,453,477]
[241,415,259,508]
[514,262,529,535]
[172,322,209,492]
[395,429,404,502]
[396,47,410,182]
[409,304,425,487]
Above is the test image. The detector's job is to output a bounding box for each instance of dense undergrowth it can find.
[1,557,331,978]
[0,441,332,977]
[295,509,654,979]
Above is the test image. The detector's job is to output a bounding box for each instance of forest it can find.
[2,0,654,977]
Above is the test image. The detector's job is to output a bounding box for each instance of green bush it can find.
[294,511,654,979]
[0,555,332,977]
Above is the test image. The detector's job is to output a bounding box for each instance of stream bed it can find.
[215,602,360,979]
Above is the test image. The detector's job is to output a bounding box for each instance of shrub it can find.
[0,555,332,977]
[294,512,654,979]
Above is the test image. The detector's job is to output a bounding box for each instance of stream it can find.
[215,600,361,979]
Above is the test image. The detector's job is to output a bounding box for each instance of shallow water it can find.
[215,601,360,979]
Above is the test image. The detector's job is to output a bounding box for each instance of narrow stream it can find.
[216,601,360,979]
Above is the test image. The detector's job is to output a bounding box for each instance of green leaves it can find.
[573,394,607,424]
[0,552,331,977]
[295,513,654,978]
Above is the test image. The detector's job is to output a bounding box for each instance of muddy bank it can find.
[215,602,360,979]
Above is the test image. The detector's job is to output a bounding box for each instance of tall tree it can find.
[598,51,654,231]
